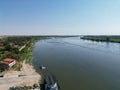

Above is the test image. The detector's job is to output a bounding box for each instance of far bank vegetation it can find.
[81,36,120,43]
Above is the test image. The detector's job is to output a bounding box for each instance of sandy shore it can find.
[0,61,41,90]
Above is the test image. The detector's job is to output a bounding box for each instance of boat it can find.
[40,65,46,70]
[43,74,60,90]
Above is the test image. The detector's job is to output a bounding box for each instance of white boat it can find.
[40,65,46,70]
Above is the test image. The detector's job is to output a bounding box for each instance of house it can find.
[2,58,16,68]
[0,58,16,72]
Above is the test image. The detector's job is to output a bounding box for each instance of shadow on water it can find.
[40,83,61,90]
[39,71,61,90]
[40,84,45,90]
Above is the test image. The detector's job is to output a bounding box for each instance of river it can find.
[32,37,120,90]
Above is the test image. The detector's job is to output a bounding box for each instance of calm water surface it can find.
[32,37,120,90]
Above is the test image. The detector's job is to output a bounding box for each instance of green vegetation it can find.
[0,36,50,71]
[81,36,120,43]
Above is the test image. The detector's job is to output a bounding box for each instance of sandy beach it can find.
[0,61,41,90]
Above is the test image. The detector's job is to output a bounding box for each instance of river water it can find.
[32,37,120,90]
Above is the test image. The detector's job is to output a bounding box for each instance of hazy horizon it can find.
[0,0,120,35]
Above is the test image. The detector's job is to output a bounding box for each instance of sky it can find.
[0,0,120,35]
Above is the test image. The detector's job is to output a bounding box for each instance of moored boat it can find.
[40,65,46,70]
[43,74,59,90]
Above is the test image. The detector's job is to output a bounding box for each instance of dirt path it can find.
[19,41,30,52]
[0,61,41,90]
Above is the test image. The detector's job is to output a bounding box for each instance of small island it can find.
[81,35,120,43]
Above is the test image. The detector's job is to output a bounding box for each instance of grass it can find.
[19,39,37,64]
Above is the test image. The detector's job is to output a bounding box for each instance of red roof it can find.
[1,58,16,65]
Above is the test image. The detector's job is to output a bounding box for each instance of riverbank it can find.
[0,36,46,90]
[81,35,120,43]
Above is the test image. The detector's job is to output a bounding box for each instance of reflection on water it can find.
[33,37,120,90]
[62,37,120,55]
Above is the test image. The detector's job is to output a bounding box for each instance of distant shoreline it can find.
[81,35,120,43]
